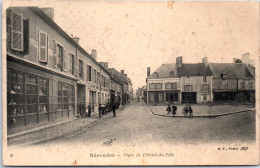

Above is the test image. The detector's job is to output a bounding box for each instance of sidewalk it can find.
[148,104,255,118]
[7,108,123,147]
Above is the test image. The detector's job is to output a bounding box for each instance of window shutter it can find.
[38,31,48,63]
[53,40,58,67]
[23,19,29,54]
[63,48,67,72]
[11,11,24,51]
[86,64,88,80]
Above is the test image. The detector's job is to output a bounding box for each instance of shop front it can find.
[7,57,77,133]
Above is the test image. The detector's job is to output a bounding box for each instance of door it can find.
[182,92,197,103]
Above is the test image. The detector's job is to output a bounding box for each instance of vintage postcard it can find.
[2,0,260,166]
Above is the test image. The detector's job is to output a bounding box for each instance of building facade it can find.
[146,64,181,105]
[5,7,132,133]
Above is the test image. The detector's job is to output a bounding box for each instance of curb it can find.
[147,106,254,118]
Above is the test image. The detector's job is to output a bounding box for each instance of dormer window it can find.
[169,71,175,78]
[154,72,159,78]
[221,72,226,79]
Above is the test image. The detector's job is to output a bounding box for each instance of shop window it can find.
[150,93,154,102]
[26,74,38,113]
[69,85,75,111]
[38,77,48,113]
[58,82,69,111]
[159,93,163,101]
[38,30,48,63]
[7,69,25,117]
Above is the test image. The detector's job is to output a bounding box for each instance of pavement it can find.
[148,104,255,118]
[7,101,256,147]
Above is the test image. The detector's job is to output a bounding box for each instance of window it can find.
[57,44,63,70]
[11,11,23,51]
[154,72,159,77]
[69,53,75,75]
[159,93,163,101]
[149,83,155,90]
[87,65,92,81]
[186,76,190,83]
[184,85,192,91]
[38,30,48,63]
[58,82,69,111]
[155,83,162,90]
[217,82,222,89]
[240,81,245,89]
[228,82,233,89]
[203,76,207,83]
[93,69,96,83]
[150,93,154,102]
[202,84,209,92]
[248,82,253,90]
[79,59,83,78]
[166,83,173,89]
[97,72,100,85]
[169,71,175,78]
[203,94,207,101]
[173,83,177,89]
[7,69,24,117]
[38,77,48,113]
[26,74,38,114]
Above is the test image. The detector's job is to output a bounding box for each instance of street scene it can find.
[3,1,259,166]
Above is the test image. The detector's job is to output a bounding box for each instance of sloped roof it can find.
[208,63,254,79]
[177,63,213,77]
[147,63,177,79]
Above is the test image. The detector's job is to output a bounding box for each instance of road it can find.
[40,100,256,146]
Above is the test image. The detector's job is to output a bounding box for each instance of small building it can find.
[177,57,213,104]
[146,63,181,105]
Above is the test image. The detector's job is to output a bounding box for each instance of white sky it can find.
[7,1,259,91]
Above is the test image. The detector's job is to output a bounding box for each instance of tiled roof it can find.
[177,63,213,77]
[208,63,254,79]
[147,63,177,79]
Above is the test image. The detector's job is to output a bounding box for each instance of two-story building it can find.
[209,62,255,103]
[5,7,112,132]
[146,64,181,105]
[108,68,123,106]
[177,57,213,104]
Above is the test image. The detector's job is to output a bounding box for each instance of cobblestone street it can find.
[38,100,256,147]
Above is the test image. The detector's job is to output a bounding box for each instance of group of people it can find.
[166,103,193,118]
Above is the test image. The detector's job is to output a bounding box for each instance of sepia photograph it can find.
[2,0,260,166]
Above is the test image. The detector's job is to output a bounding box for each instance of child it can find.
[166,105,171,115]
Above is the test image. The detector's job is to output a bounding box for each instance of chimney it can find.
[41,8,54,20]
[242,53,250,63]
[176,56,183,68]
[121,70,124,74]
[147,67,150,77]
[99,62,108,69]
[72,37,79,44]
[91,50,97,60]
[202,57,208,66]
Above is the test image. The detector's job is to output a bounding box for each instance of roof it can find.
[208,63,254,79]
[108,68,123,85]
[177,63,213,77]
[147,63,177,79]
[28,7,110,75]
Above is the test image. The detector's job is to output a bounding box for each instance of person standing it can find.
[112,104,117,117]
[188,104,193,118]
[172,104,177,118]
[166,105,171,115]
